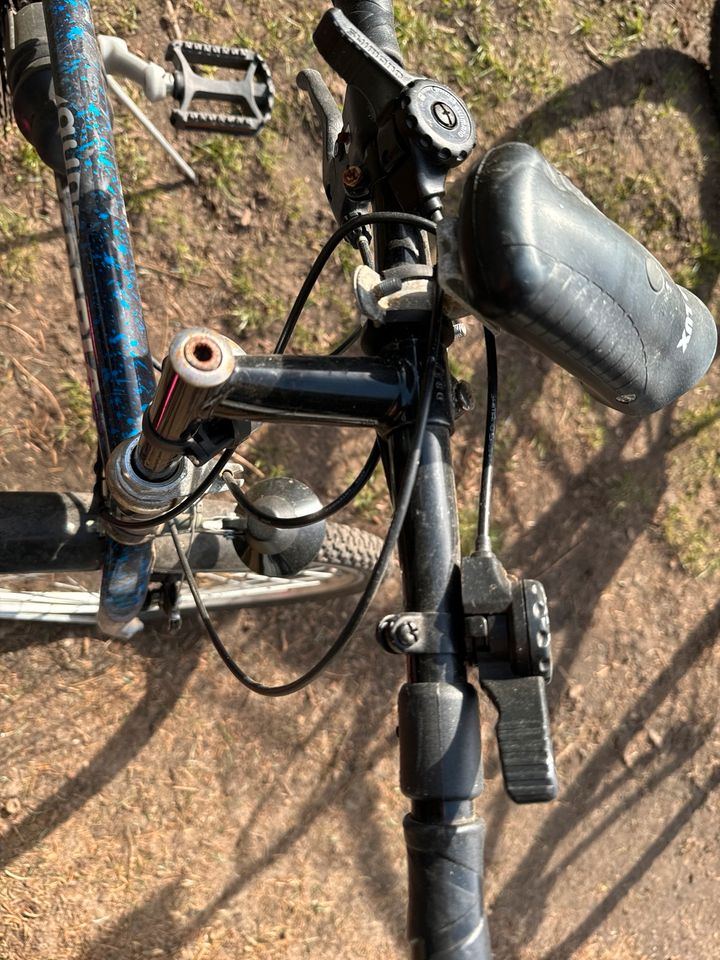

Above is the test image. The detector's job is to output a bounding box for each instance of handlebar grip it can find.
[332,0,403,65]
[458,143,717,415]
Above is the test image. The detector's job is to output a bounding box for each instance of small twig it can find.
[0,320,38,351]
[11,358,66,425]
[208,261,233,287]
[124,825,134,884]
[163,0,182,40]
[583,40,609,68]
[537,536,585,578]
[136,262,214,289]
[229,452,265,478]
[0,297,19,314]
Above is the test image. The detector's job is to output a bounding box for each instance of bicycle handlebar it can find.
[456,143,717,415]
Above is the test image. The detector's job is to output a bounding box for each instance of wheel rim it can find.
[0,561,368,624]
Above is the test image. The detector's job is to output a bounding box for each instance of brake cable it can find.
[274,210,436,354]
[172,281,444,697]
[104,211,436,535]
[476,327,498,553]
[222,440,381,529]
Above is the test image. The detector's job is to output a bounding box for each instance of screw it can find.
[394,619,419,649]
[432,101,458,129]
[343,165,364,189]
[454,380,474,414]
[376,615,420,652]
[453,321,468,340]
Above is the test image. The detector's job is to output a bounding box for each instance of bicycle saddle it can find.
[454,142,717,415]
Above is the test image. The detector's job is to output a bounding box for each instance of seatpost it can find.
[134,328,237,481]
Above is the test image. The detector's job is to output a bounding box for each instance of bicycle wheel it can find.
[0,492,382,625]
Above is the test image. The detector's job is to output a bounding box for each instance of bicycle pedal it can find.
[167,40,274,135]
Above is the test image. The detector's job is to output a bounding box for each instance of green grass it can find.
[662,505,719,577]
[98,0,139,35]
[58,378,96,449]
[660,395,720,575]
[193,135,247,197]
[351,469,385,521]
[173,239,206,282]
[229,255,287,340]
[0,203,36,282]
[674,225,720,292]
[605,469,656,515]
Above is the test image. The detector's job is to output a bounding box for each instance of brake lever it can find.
[314,7,414,117]
[296,68,371,246]
[312,9,476,219]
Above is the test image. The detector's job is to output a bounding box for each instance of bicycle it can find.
[0,1,716,958]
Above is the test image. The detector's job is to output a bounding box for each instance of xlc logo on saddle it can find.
[677,288,696,353]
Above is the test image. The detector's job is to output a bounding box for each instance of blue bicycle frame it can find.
[43,0,156,632]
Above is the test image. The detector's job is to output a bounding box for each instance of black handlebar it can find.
[332,0,403,65]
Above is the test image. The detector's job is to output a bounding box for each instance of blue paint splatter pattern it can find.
[45,0,157,624]
[45,0,156,449]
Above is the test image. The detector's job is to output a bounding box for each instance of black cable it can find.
[329,325,363,356]
[358,235,373,268]
[274,211,436,355]
[107,214,431,535]
[102,448,234,533]
[222,440,381,529]
[175,283,445,697]
[476,326,497,554]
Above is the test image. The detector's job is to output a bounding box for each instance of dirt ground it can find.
[1,1,719,958]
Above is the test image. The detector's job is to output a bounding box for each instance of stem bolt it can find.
[396,619,419,647]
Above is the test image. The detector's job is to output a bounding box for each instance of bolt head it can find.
[395,619,419,648]
[432,101,458,129]
[343,165,364,189]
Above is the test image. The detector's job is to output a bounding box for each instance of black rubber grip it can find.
[333,0,403,65]
[458,142,717,415]
[404,816,491,959]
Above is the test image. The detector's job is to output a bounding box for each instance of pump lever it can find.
[462,551,558,804]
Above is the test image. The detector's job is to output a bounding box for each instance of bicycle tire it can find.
[0,491,382,625]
